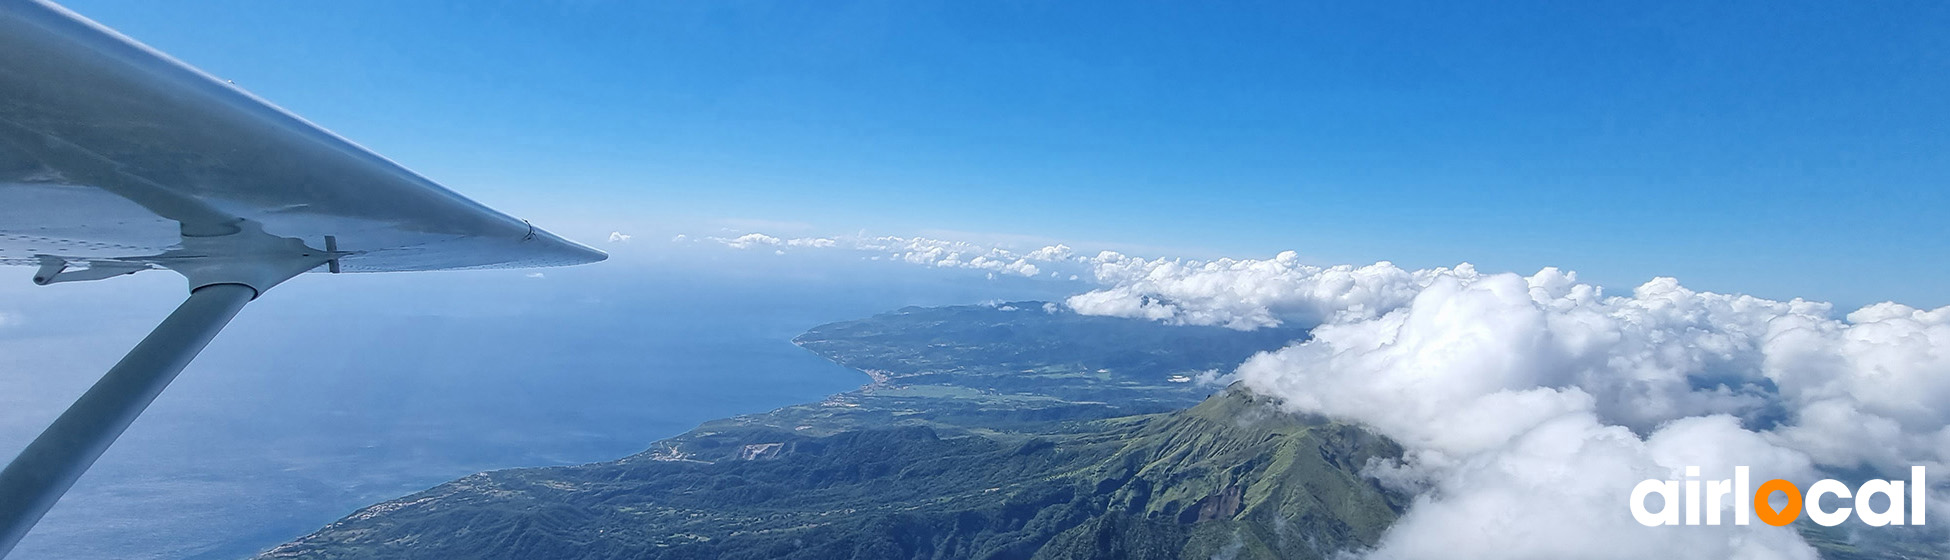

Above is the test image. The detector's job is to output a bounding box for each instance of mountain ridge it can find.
[257,303,1409,559]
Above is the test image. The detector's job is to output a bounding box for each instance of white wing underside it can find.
[0,1,605,277]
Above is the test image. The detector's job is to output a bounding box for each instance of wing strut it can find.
[0,283,257,557]
[0,219,327,558]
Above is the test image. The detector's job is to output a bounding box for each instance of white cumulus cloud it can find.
[714,233,781,249]
[691,229,1950,557]
[702,232,1080,278]
[1224,267,1948,558]
[1065,251,1467,330]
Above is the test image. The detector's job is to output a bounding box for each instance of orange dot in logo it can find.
[1754,479,1802,527]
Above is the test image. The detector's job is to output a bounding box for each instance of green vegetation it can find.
[791,301,1310,410]
[260,386,1404,560]
[257,302,1918,559]
[258,303,1403,559]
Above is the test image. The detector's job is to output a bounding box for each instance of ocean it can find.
[0,248,1077,559]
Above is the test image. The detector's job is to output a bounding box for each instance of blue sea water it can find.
[0,248,1077,559]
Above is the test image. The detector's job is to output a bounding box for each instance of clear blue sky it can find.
[58,0,1950,308]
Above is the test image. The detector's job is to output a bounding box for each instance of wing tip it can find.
[531,227,609,267]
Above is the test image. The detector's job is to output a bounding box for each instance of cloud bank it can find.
[1132,260,1949,558]
[699,233,1083,278]
[1066,251,1463,330]
[696,230,1950,557]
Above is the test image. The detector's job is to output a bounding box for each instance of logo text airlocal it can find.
[1631,466,1925,527]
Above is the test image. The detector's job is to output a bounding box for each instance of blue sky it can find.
[59,0,1950,308]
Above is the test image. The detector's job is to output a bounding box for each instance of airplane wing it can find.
[0,0,606,279]
[0,2,606,556]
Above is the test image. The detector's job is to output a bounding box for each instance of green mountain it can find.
[258,387,1404,560]
[256,303,1405,559]
[255,301,1942,559]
